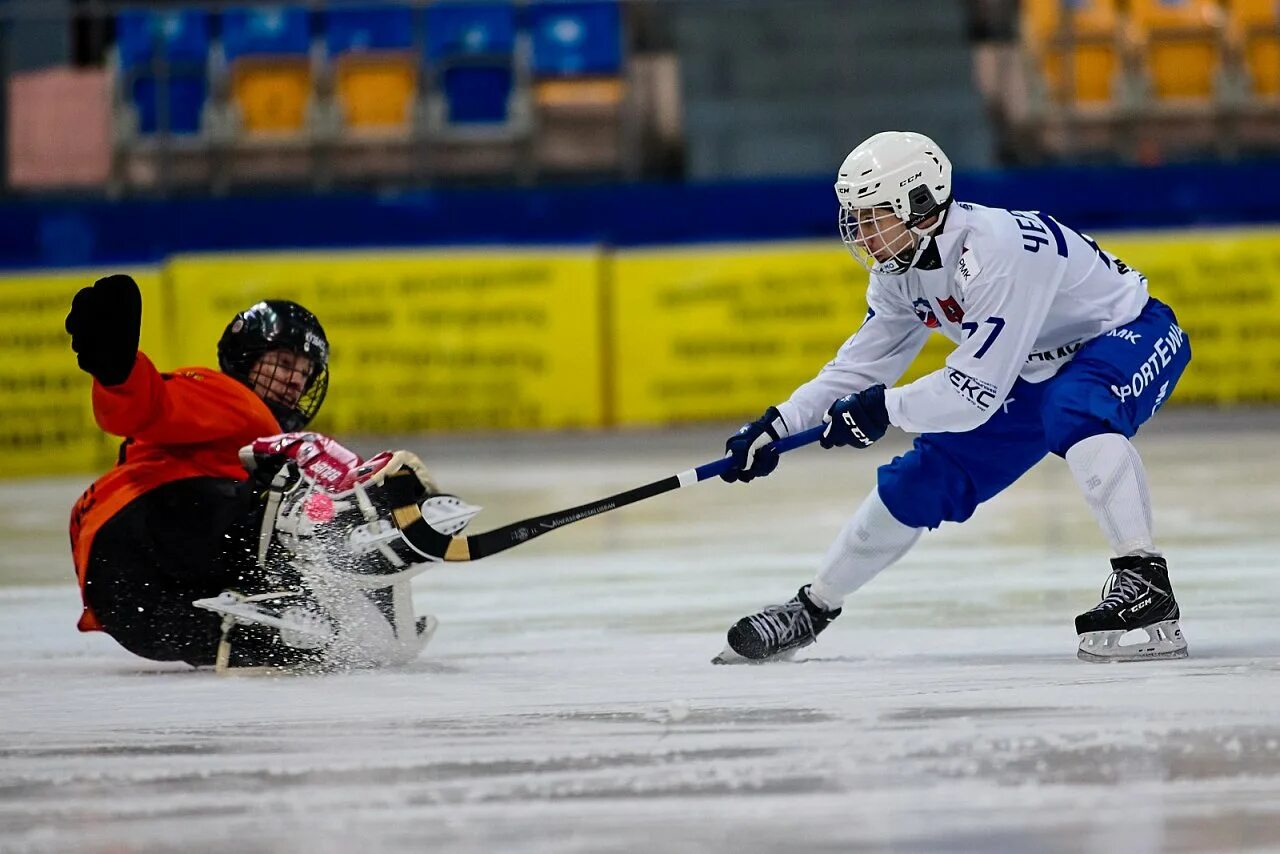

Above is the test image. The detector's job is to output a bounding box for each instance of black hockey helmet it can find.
[218,300,329,432]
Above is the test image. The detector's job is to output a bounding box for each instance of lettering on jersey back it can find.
[1010,210,1068,258]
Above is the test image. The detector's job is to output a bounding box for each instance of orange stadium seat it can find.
[221,8,313,138]
[1129,0,1226,101]
[1228,0,1280,96]
[334,55,417,131]
[229,59,313,134]
[326,7,419,133]
[1021,0,1123,105]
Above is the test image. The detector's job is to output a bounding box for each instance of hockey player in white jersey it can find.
[715,131,1190,665]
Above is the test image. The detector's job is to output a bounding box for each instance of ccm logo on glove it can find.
[821,385,890,449]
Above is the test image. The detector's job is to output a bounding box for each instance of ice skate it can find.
[196,590,334,675]
[1075,555,1187,662]
[712,585,841,664]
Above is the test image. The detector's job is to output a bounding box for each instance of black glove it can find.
[721,406,787,484]
[821,385,890,449]
[65,274,142,386]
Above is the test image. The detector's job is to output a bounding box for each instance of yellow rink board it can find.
[3,227,1279,480]
[612,228,1280,425]
[0,269,166,478]
[611,241,950,425]
[165,249,604,434]
[1104,228,1280,405]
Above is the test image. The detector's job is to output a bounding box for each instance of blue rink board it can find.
[1,161,1278,270]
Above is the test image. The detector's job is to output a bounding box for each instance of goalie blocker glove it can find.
[65,274,142,387]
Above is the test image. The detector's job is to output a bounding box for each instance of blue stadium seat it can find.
[221,7,311,62]
[425,3,519,125]
[424,3,517,59]
[116,11,210,135]
[325,5,415,55]
[439,66,514,123]
[526,1,622,77]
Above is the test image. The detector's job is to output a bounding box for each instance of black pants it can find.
[83,477,266,666]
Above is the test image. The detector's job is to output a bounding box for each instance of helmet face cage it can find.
[838,205,920,275]
[218,300,330,431]
[246,351,330,432]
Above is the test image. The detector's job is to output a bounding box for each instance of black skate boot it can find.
[1075,555,1187,662]
[712,585,841,665]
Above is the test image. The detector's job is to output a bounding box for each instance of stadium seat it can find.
[527,1,623,78]
[115,10,210,135]
[326,6,417,131]
[1020,0,1125,106]
[222,7,313,135]
[326,5,414,55]
[424,3,521,126]
[525,1,627,174]
[1129,0,1226,102]
[1227,0,1280,97]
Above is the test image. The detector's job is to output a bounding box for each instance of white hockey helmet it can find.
[834,131,953,275]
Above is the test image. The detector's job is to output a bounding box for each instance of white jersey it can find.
[776,201,1151,435]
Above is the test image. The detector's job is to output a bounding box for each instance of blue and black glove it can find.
[721,406,787,483]
[821,385,890,449]
[65,274,141,387]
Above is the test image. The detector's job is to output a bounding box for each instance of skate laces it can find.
[745,598,814,648]
[1098,568,1156,610]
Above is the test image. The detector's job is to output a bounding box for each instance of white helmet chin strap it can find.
[881,208,947,275]
[840,210,933,275]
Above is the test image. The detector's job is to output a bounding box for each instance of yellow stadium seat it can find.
[1021,0,1122,105]
[1228,0,1280,96]
[229,59,312,134]
[1129,0,1225,101]
[334,54,418,131]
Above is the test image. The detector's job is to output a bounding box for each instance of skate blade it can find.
[1077,620,1188,663]
[710,645,798,666]
[194,593,331,641]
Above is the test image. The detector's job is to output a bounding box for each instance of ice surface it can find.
[3,414,1280,853]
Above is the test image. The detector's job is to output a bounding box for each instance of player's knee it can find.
[1041,397,1109,459]
[877,453,979,530]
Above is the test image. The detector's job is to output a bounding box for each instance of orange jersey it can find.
[69,353,280,631]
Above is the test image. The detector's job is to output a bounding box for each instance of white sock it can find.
[808,488,922,609]
[1064,433,1158,557]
